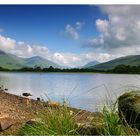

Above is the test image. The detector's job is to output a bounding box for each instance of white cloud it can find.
[51,52,112,67]
[62,21,84,40]
[0,35,16,51]
[0,34,111,67]
[64,24,79,40]
[76,21,84,30]
[86,5,140,58]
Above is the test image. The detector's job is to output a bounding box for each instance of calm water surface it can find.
[0,72,140,111]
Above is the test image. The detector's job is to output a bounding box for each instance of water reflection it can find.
[0,72,140,111]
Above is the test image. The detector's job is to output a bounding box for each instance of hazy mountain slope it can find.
[83,60,100,68]
[24,56,61,68]
[0,51,25,69]
[0,50,61,69]
[91,55,140,70]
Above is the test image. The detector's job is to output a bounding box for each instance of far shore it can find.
[0,71,140,75]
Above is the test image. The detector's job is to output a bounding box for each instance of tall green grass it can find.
[18,106,79,136]
[18,90,140,136]
[100,103,140,136]
[100,105,124,135]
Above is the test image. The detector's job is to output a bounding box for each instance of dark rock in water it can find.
[118,91,140,130]
[4,89,8,91]
[37,97,40,101]
[22,93,32,97]
[0,115,14,131]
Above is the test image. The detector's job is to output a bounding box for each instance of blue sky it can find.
[0,5,139,67]
[0,5,107,53]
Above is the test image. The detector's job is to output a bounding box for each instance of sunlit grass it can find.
[18,106,79,136]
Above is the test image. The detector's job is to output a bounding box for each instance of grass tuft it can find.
[18,106,79,136]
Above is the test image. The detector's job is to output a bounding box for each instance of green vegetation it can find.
[99,104,140,136]
[109,64,140,74]
[101,105,123,135]
[17,96,140,136]
[18,106,79,136]
[0,64,140,74]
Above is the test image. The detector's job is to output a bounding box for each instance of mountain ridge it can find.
[90,55,140,70]
[83,60,100,68]
[0,50,61,69]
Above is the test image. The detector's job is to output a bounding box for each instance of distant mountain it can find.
[0,51,24,69]
[24,56,60,68]
[0,50,61,69]
[83,60,100,68]
[90,55,140,70]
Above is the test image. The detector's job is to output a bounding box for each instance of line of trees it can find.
[1,64,140,74]
[109,64,140,74]
[15,66,103,73]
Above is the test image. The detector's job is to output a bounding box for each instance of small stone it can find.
[4,89,8,91]
[26,118,42,125]
[37,97,40,101]
[45,101,61,108]
[70,110,74,115]
[22,93,32,97]
[0,115,14,131]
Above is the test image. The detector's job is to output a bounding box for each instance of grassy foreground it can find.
[18,106,79,136]
[17,101,140,136]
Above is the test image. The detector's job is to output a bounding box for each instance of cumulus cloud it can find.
[51,52,112,67]
[62,21,84,40]
[76,21,84,30]
[63,24,79,40]
[0,35,16,51]
[0,35,50,58]
[0,34,111,67]
[86,5,140,57]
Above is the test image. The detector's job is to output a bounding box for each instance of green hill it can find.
[90,55,140,70]
[83,60,100,68]
[0,50,61,70]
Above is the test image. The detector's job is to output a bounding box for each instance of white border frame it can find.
[0,0,140,5]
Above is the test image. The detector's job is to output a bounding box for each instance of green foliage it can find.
[100,102,140,136]
[110,64,140,74]
[101,105,123,136]
[18,106,79,136]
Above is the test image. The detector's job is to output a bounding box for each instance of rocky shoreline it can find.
[1,91,140,135]
[0,91,101,135]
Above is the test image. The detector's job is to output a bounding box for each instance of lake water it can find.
[0,72,140,112]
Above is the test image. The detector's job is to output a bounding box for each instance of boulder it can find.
[118,91,140,130]
[0,115,14,131]
[76,122,102,135]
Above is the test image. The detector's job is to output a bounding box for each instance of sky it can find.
[0,5,140,67]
